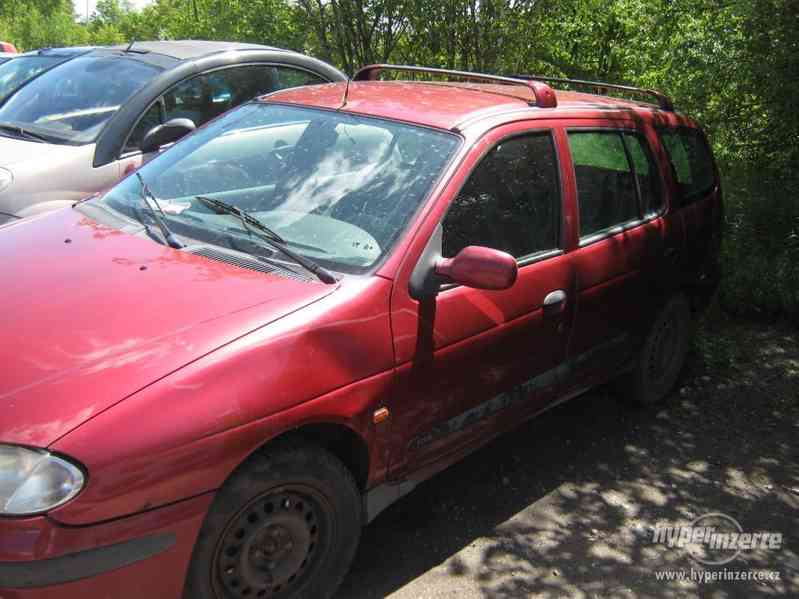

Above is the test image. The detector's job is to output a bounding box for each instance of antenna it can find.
[126,39,136,52]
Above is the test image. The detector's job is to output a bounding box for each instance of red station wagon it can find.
[0,65,722,599]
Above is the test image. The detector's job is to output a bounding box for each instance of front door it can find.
[388,124,575,478]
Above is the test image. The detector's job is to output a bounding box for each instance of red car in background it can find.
[0,41,17,64]
[0,65,721,599]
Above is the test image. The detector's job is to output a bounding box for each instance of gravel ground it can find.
[337,320,799,598]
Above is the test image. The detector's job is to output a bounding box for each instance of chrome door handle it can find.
[544,289,567,307]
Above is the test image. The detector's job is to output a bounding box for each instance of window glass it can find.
[661,132,692,182]
[0,55,66,103]
[568,131,638,237]
[125,102,162,153]
[660,129,716,204]
[0,55,161,144]
[275,68,326,90]
[623,133,663,216]
[442,133,560,259]
[128,66,327,153]
[164,66,326,128]
[100,104,459,274]
[162,72,227,128]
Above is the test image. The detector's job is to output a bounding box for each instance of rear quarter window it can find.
[660,128,716,206]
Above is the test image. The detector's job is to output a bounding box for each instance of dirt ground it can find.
[337,320,799,598]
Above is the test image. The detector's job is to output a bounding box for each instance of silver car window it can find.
[0,55,65,104]
[0,54,162,144]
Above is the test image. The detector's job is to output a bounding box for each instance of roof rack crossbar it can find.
[511,74,674,112]
[353,64,558,108]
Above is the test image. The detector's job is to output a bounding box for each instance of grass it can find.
[691,305,753,373]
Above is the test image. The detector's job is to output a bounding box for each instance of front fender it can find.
[49,276,395,525]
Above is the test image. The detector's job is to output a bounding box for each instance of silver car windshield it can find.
[99,103,460,273]
[0,54,162,144]
[0,55,69,104]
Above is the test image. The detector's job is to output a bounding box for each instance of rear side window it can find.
[442,132,560,259]
[276,68,326,90]
[624,133,664,217]
[660,128,716,205]
[569,131,637,237]
[569,130,664,238]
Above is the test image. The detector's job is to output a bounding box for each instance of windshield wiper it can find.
[196,195,286,243]
[135,172,184,249]
[0,122,47,143]
[195,195,336,284]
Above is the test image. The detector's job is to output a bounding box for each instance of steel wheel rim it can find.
[212,485,333,598]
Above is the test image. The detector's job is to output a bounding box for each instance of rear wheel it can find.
[619,293,691,405]
[184,444,362,599]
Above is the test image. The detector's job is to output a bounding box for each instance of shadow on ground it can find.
[337,322,799,598]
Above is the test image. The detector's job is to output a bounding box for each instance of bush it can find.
[718,171,799,323]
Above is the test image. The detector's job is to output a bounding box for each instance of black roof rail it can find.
[509,74,674,112]
[353,64,558,108]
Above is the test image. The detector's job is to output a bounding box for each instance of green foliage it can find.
[718,174,799,323]
[0,0,795,317]
[0,0,89,50]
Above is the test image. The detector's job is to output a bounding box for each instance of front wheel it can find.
[619,293,691,405]
[184,444,362,599]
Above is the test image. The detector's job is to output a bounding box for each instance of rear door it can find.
[562,125,668,393]
[388,123,575,477]
[659,128,722,288]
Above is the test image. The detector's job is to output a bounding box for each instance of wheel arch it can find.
[237,421,371,493]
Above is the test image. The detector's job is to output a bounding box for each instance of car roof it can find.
[109,40,280,61]
[17,41,294,75]
[19,46,96,58]
[20,41,284,65]
[265,80,685,131]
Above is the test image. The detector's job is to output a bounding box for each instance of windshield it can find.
[0,54,162,144]
[98,103,460,273]
[0,55,69,104]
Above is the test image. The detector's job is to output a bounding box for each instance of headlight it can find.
[0,168,12,193]
[0,444,85,515]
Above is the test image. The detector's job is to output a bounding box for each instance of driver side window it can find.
[125,66,326,154]
[442,132,561,259]
[125,101,162,153]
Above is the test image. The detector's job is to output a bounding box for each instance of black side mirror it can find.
[141,118,196,154]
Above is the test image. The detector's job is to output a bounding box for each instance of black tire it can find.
[183,443,362,599]
[618,293,691,405]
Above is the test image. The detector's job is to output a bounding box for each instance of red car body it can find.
[0,73,721,597]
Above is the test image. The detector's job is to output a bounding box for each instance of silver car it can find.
[0,40,346,224]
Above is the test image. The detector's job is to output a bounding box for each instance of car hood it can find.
[0,134,83,168]
[0,208,336,447]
